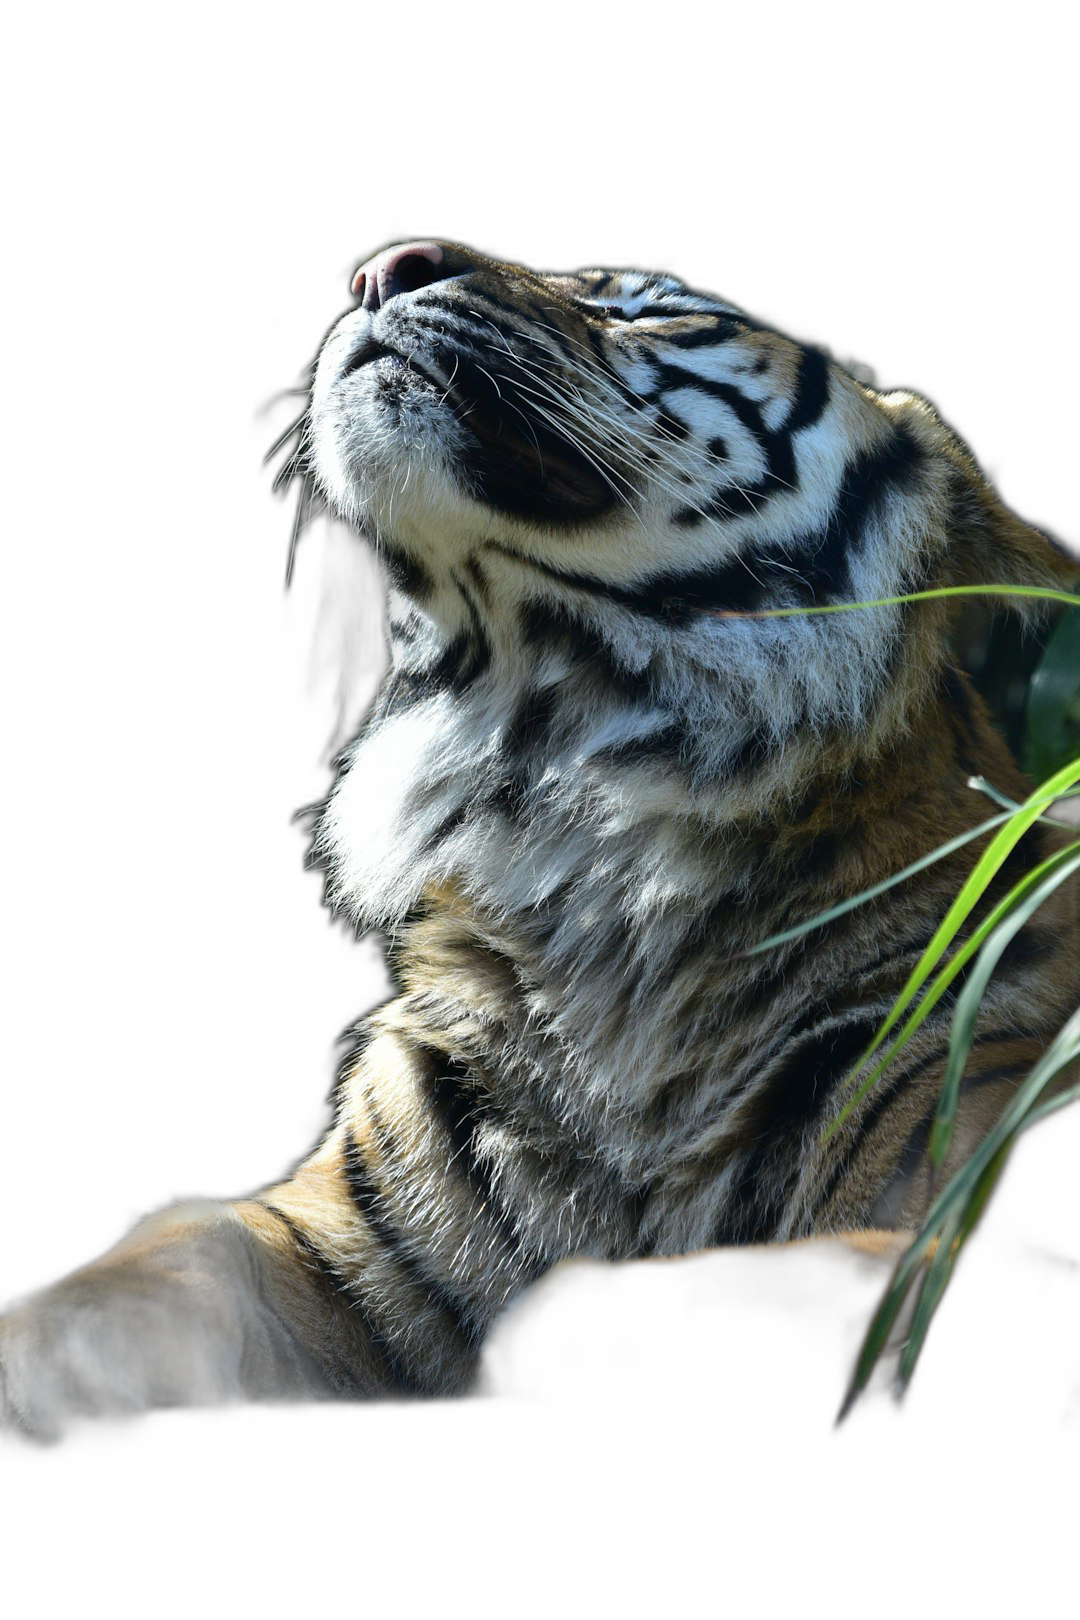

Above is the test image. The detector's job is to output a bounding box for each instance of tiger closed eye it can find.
[570,297,633,320]
[6,234,1075,1438]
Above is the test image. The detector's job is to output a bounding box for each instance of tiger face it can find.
[308,238,931,625]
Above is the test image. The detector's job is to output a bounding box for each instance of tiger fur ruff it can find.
[2,239,1077,1436]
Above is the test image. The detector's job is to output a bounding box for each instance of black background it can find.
[6,142,1075,1328]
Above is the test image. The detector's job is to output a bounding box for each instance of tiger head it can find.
[304,236,1069,622]
[310,236,1075,926]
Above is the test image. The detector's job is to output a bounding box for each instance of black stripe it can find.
[494,426,918,622]
[727,936,824,1028]
[234,1211,344,1412]
[939,662,992,780]
[341,1131,481,1347]
[795,425,925,598]
[453,565,492,660]
[381,544,435,601]
[861,926,945,984]
[656,361,769,435]
[816,1042,1033,1215]
[828,426,924,546]
[590,722,686,767]
[761,427,924,604]
[421,1052,537,1276]
[863,1055,1034,1222]
[658,319,742,348]
[468,293,590,368]
[378,666,436,721]
[795,828,845,883]
[958,1056,1037,1094]
[994,821,1053,892]
[507,683,560,758]
[664,349,826,527]
[445,629,492,692]
[488,770,531,820]
[584,320,634,403]
[861,1101,939,1224]
[656,407,692,441]
[388,612,420,646]
[462,555,493,608]
[992,924,1060,982]
[517,596,656,701]
[504,542,772,623]
[720,1010,900,1241]
[650,302,734,321]
[784,346,831,434]
[412,629,492,700]
[420,800,475,852]
[723,719,779,774]
[675,424,921,617]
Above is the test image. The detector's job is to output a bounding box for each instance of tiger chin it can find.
[2,239,1076,1438]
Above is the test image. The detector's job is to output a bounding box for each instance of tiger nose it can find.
[351,242,447,311]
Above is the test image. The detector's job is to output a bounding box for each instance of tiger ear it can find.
[940,435,1079,604]
[879,389,1078,603]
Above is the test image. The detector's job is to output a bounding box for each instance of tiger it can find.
[1,238,1076,1437]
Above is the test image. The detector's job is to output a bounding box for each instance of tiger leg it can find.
[0,1014,531,1437]
[0,1079,491,1436]
[0,1166,386,1445]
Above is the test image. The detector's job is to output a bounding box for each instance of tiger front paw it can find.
[0,1218,244,1445]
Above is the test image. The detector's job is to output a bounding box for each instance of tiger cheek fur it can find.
[1,239,1076,1436]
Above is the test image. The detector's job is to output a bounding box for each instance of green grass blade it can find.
[897,1138,1015,1390]
[740,810,1014,959]
[841,1006,1080,1416]
[854,1218,939,1386]
[829,757,1080,1134]
[893,1025,1079,1391]
[708,584,1080,622]
[967,775,1025,814]
[1026,1077,1080,1127]
[966,774,1077,832]
[825,837,1080,1139]
[928,842,1080,1172]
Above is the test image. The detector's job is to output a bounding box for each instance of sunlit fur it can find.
[2,242,1076,1435]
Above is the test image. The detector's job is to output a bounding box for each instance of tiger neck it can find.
[385,685,1034,1191]
[316,607,977,1164]
[315,575,936,938]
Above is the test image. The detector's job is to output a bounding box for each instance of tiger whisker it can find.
[485,353,770,587]
[518,315,797,501]
[501,327,773,515]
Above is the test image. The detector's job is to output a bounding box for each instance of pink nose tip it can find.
[351,241,446,311]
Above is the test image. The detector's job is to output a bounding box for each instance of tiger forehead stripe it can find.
[2,237,1076,1433]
